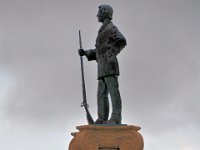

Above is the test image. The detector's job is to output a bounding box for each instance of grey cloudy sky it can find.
[0,0,200,150]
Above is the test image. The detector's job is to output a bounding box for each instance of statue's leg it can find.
[104,76,122,124]
[96,78,109,123]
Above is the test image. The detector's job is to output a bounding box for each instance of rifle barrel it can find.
[79,30,87,107]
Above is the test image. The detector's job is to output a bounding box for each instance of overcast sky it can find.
[0,0,200,150]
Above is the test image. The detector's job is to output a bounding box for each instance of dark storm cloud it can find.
[0,0,200,150]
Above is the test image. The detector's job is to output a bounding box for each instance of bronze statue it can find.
[78,4,126,124]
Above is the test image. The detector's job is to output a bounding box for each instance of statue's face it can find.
[97,7,107,22]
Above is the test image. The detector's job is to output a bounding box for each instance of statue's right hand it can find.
[78,49,85,56]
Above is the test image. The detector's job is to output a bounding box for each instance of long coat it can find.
[85,20,126,80]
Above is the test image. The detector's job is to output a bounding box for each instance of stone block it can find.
[69,125,144,150]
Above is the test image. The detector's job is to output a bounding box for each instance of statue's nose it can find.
[97,11,100,17]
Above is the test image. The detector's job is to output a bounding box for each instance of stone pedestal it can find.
[68,125,144,150]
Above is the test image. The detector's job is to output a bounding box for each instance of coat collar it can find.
[98,19,112,33]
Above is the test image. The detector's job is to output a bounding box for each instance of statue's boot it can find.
[107,113,121,124]
[95,109,109,124]
[95,118,104,124]
[107,118,121,124]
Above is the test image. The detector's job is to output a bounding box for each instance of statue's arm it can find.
[112,26,127,55]
[85,49,96,61]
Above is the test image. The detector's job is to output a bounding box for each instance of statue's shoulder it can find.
[107,21,115,29]
[105,22,118,34]
[110,22,120,32]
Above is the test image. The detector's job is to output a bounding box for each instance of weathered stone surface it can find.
[69,125,144,150]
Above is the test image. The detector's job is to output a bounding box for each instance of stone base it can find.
[68,125,144,150]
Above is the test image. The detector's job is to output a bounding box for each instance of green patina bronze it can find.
[78,4,126,125]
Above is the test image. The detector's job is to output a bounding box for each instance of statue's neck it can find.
[102,18,111,25]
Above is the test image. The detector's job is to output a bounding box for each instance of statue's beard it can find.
[97,13,107,22]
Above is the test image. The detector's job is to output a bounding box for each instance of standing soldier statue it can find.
[78,4,126,124]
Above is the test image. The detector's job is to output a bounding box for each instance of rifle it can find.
[79,30,95,125]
